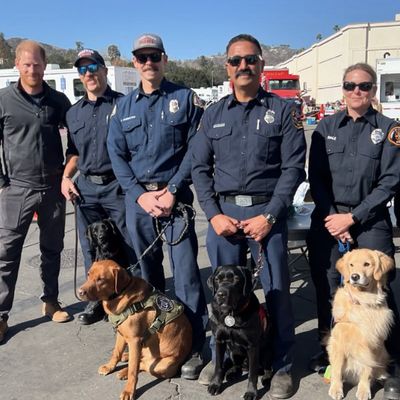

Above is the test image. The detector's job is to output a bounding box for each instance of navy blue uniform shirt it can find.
[191,89,306,220]
[65,86,122,175]
[107,79,203,201]
[309,107,400,224]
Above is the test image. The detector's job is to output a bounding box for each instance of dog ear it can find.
[373,250,394,282]
[86,224,95,244]
[207,267,220,295]
[336,252,348,278]
[114,266,131,294]
[238,266,254,296]
[106,218,118,235]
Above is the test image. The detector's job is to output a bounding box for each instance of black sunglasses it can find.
[343,81,374,92]
[77,63,100,75]
[227,54,262,67]
[134,52,163,64]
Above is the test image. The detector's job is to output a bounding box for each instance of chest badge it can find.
[169,99,179,113]
[224,315,236,327]
[264,109,275,124]
[370,129,384,144]
[388,126,400,147]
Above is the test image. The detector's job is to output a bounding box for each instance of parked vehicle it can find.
[376,58,400,121]
[261,68,301,100]
[0,64,140,105]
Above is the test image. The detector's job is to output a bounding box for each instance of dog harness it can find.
[108,290,184,343]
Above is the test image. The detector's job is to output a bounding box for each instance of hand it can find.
[157,190,176,217]
[335,231,354,243]
[137,188,168,218]
[61,177,79,201]
[240,215,272,242]
[324,213,354,237]
[210,214,240,236]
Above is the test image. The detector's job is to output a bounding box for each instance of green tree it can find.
[316,33,323,41]
[75,41,84,52]
[0,32,14,68]
[107,44,121,65]
[333,25,341,32]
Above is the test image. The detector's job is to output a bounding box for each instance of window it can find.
[73,79,85,97]
[45,79,56,90]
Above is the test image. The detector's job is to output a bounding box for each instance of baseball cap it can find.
[74,49,105,67]
[132,33,165,55]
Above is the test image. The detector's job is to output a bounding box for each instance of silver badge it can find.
[370,129,384,145]
[155,295,173,312]
[224,315,235,327]
[264,109,275,124]
[169,99,179,113]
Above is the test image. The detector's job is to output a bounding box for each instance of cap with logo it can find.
[74,49,105,67]
[132,33,165,55]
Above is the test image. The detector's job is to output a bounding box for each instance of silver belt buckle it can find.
[235,195,252,207]
[146,183,158,191]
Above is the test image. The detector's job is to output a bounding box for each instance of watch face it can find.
[168,184,177,194]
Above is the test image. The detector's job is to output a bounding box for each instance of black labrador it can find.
[207,265,272,400]
[86,219,130,268]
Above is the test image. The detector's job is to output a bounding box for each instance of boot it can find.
[78,301,105,325]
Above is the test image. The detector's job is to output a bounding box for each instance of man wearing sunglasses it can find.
[62,49,137,325]
[107,34,208,380]
[307,62,400,397]
[192,34,306,398]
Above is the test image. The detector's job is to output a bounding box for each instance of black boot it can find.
[78,301,105,325]
[181,352,204,380]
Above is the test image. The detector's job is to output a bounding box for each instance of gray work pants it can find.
[0,184,65,321]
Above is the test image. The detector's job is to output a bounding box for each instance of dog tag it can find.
[224,315,235,327]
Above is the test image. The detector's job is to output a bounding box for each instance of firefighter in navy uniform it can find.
[192,34,306,398]
[62,49,137,325]
[107,34,208,380]
[307,62,400,399]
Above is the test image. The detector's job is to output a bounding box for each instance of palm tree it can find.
[316,33,323,41]
[333,25,341,32]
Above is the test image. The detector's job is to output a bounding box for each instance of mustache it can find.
[235,69,255,78]
[143,66,159,72]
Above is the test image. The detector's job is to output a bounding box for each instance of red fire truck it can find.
[261,68,301,100]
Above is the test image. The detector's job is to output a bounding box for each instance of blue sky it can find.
[1,0,398,61]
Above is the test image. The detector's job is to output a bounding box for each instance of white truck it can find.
[0,64,140,104]
[376,58,400,121]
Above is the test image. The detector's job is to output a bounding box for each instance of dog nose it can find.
[351,273,360,281]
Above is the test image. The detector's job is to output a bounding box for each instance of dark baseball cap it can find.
[74,49,105,67]
[132,33,165,55]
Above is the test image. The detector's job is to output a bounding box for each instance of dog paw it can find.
[208,382,223,396]
[225,366,242,381]
[243,391,257,400]
[121,352,129,363]
[119,390,134,400]
[328,384,344,400]
[98,363,115,375]
[261,368,273,386]
[117,367,128,380]
[356,387,371,400]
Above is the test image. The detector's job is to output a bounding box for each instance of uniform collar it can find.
[136,78,168,102]
[82,85,114,106]
[338,106,378,127]
[227,87,268,109]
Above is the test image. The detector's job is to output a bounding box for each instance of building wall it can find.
[279,16,400,104]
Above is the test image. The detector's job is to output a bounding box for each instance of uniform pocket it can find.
[0,186,26,229]
[122,117,143,152]
[253,124,282,161]
[205,126,232,161]
[161,111,188,148]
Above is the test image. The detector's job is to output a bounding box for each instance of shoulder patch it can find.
[291,109,303,130]
[387,126,400,147]
[193,93,205,109]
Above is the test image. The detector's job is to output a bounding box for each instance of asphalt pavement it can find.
[0,125,397,399]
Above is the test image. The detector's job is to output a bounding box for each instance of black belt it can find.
[84,172,116,185]
[221,194,270,207]
[335,203,355,213]
[142,182,167,191]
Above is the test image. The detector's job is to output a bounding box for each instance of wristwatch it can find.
[168,183,178,195]
[264,213,277,225]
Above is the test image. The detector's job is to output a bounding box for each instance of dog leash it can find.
[252,242,264,278]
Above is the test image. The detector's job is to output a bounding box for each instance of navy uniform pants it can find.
[307,208,400,364]
[125,187,208,353]
[75,175,137,275]
[206,199,295,373]
[0,183,65,321]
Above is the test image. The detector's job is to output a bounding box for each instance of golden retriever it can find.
[79,260,192,400]
[327,249,394,400]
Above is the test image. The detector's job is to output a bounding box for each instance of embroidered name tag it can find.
[213,123,225,128]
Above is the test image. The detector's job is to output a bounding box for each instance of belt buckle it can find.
[235,195,252,207]
[91,175,103,185]
[146,183,158,191]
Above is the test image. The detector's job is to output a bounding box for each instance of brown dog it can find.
[79,260,192,400]
[327,249,394,400]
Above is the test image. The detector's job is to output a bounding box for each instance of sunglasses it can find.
[77,63,100,75]
[342,81,374,92]
[134,52,163,64]
[227,54,262,67]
